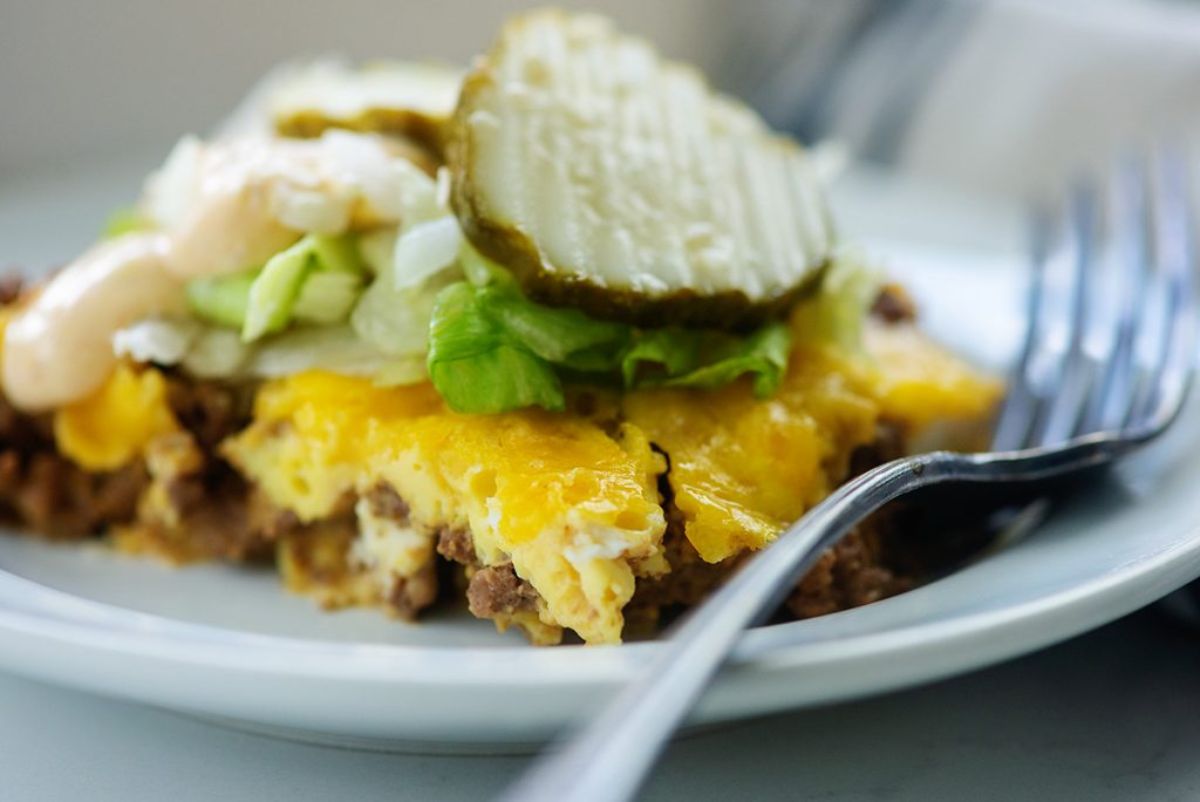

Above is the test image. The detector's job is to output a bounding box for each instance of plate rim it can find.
[4,160,1200,741]
[1,519,1197,693]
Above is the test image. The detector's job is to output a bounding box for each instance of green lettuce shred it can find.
[183,234,366,342]
[621,323,791,398]
[426,282,565,413]
[243,234,366,342]
[426,275,795,414]
[180,235,873,415]
[292,271,364,325]
[186,270,257,329]
[790,248,880,350]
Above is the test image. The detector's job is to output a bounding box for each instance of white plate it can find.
[1,158,1198,751]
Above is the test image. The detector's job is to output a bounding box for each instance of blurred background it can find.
[3,0,1200,201]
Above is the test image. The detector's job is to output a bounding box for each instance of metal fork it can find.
[499,150,1198,802]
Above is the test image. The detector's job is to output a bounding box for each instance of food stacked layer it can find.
[0,11,1000,645]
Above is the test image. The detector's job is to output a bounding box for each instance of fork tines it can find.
[992,148,1199,454]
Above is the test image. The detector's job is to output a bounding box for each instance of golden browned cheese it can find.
[623,322,1001,564]
[221,323,998,643]
[622,345,878,563]
[35,299,998,645]
[53,364,179,472]
[224,373,668,644]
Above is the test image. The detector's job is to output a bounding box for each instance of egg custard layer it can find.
[223,373,669,645]
[209,318,998,645]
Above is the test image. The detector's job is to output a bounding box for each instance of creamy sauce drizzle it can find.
[2,131,435,411]
[2,234,182,410]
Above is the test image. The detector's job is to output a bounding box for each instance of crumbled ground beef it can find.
[467,563,540,618]
[436,526,475,565]
[0,390,147,539]
[276,518,381,609]
[365,483,410,525]
[165,378,251,449]
[0,452,147,539]
[276,518,440,620]
[124,424,280,563]
[0,274,23,306]
[385,562,439,620]
[627,506,910,630]
[786,525,911,618]
[629,423,917,631]
[870,284,918,324]
[628,515,739,618]
[848,422,907,478]
[152,380,293,560]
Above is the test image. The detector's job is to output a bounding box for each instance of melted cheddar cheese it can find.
[223,321,997,644]
[53,364,179,472]
[25,300,998,645]
[624,321,1001,565]
[224,372,667,644]
[863,323,1000,431]
[622,344,878,563]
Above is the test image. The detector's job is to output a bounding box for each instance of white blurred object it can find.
[901,0,1200,197]
[729,0,1200,199]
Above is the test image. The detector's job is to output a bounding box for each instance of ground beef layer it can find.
[0,280,974,643]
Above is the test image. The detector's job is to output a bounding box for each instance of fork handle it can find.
[499,436,1127,802]
[498,451,977,802]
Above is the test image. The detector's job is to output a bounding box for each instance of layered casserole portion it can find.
[0,11,999,645]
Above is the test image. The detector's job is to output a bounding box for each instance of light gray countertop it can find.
[3,608,1198,801]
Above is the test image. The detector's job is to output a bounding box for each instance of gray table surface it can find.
[2,607,1198,801]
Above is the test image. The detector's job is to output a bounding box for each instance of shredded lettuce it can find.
[112,318,393,381]
[373,356,429,387]
[620,324,791,397]
[791,248,880,350]
[183,234,366,341]
[459,243,511,287]
[293,271,364,325]
[662,323,791,397]
[619,329,702,388]
[184,328,249,378]
[241,241,311,340]
[482,290,629,370]
[358,228,398,276]
[350,272,449,358]
[166,234,875,413]
[426,282,565,413]
[111,318,249,378]
[247,325,388,378]
[425,273,793,413]
[186,270,257,329]
[243,234,365,341]
[393,216,463,288]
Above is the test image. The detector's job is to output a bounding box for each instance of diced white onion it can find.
[393,216,463,288]
[247,325,388,377]
[182,329,251,378]
[270,185,352,233]
[358,228,399,275]
[112,318,200,366]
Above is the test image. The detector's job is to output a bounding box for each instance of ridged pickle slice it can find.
[270,60,464,155]
[449,10,835,329]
